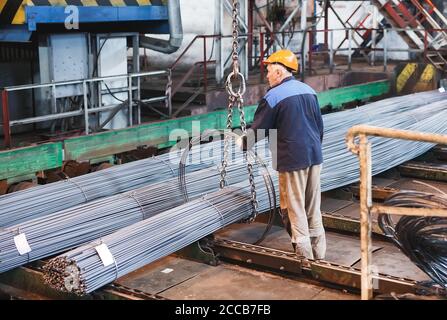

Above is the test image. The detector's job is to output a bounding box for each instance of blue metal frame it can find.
[0,25,32,42]
[26,6,169,31]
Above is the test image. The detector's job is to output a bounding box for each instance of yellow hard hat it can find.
[263,49,299,72]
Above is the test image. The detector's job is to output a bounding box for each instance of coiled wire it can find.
[379,191,447,290]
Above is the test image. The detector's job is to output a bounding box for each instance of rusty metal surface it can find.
[388,177,447,194]
[371,177,398,187]
[214,218,427,297]
[212,238,303,274]
[326,202,383,233]
[0,180,7,195]
[322,213,370,234]
[325,233,382,267]
[0,264,164,300]
[116,256,212,295]
[215,222,280,247]
[433,145,447,161]
[399,162,447,182]
[161,262,356,300]
[213,238,417,296]
[310,261,417,295]
[331,202,361,220]
[0,283,49,300]
[346,126,447,154]
[345,125,447,300]
[217,222,384,267]
[321,197,352,213]
[351,185,399,201]
[352,245,429,282]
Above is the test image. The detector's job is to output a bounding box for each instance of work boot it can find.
[311,233,327,260]
[294,241,314,260]
[292,242,304,259]
[292,241,314,260]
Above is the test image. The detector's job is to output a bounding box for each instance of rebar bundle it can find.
[0,153,182,227]
[42,99,447,294]
[0,90,445,228]
[2,92,447,276]
[43,178,272,295]
[321,100,447,191]
[0,161,271,273]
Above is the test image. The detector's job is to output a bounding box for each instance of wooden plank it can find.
[0,143,63,180]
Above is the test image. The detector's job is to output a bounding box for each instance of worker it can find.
[243,49,326,260]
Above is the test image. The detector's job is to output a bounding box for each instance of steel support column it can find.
[2,90,11,148]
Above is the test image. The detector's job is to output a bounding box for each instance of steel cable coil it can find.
[379,191,447,289]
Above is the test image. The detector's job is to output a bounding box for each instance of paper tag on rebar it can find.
[95,243,114,267]
[161,268,174,274]
[14,233,32,255]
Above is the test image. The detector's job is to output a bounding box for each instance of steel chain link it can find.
[219,0,258,221]
[220,95,235,188]
[165,68,173,114]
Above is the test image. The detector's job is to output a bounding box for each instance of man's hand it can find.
[235,135,248,152]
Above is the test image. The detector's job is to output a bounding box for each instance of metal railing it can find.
[168,33,251,93]
[346,125,447,300]
[258,26,447,80]
[1,70,168,148]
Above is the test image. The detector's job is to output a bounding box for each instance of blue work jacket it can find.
[250,76,324,172]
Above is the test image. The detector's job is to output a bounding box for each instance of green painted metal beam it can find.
[0,80,390,178]
[0,143,63,181]
[63,107,259,161]
[317,80,390,109]
[64,80,389,161]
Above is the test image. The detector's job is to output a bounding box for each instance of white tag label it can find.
[95,243,114,267]
[14,233,32,255]
[161,268,174,274]
[439,87,446,93]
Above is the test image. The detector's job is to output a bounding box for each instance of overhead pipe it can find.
[139,0,183,53]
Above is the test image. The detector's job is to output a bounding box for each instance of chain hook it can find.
[225,71,246,97]
[219,0,258,221]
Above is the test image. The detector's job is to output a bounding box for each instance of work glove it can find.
[235,134,248,152]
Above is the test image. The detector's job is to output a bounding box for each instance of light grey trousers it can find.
[279,164,326,259]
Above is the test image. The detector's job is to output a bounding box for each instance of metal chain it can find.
[220,95,235,188]
[219,0,258,221]
[231,0,240,76]
[165,68,173,116]
[235,94,258,221]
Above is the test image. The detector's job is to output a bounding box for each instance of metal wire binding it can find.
[65,178,89,203]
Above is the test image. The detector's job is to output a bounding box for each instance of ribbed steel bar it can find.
[41,98,447,294]
[43,178,271,295]
[2,92,447,275]
[0,160,271,274]
[0,90,444,228]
